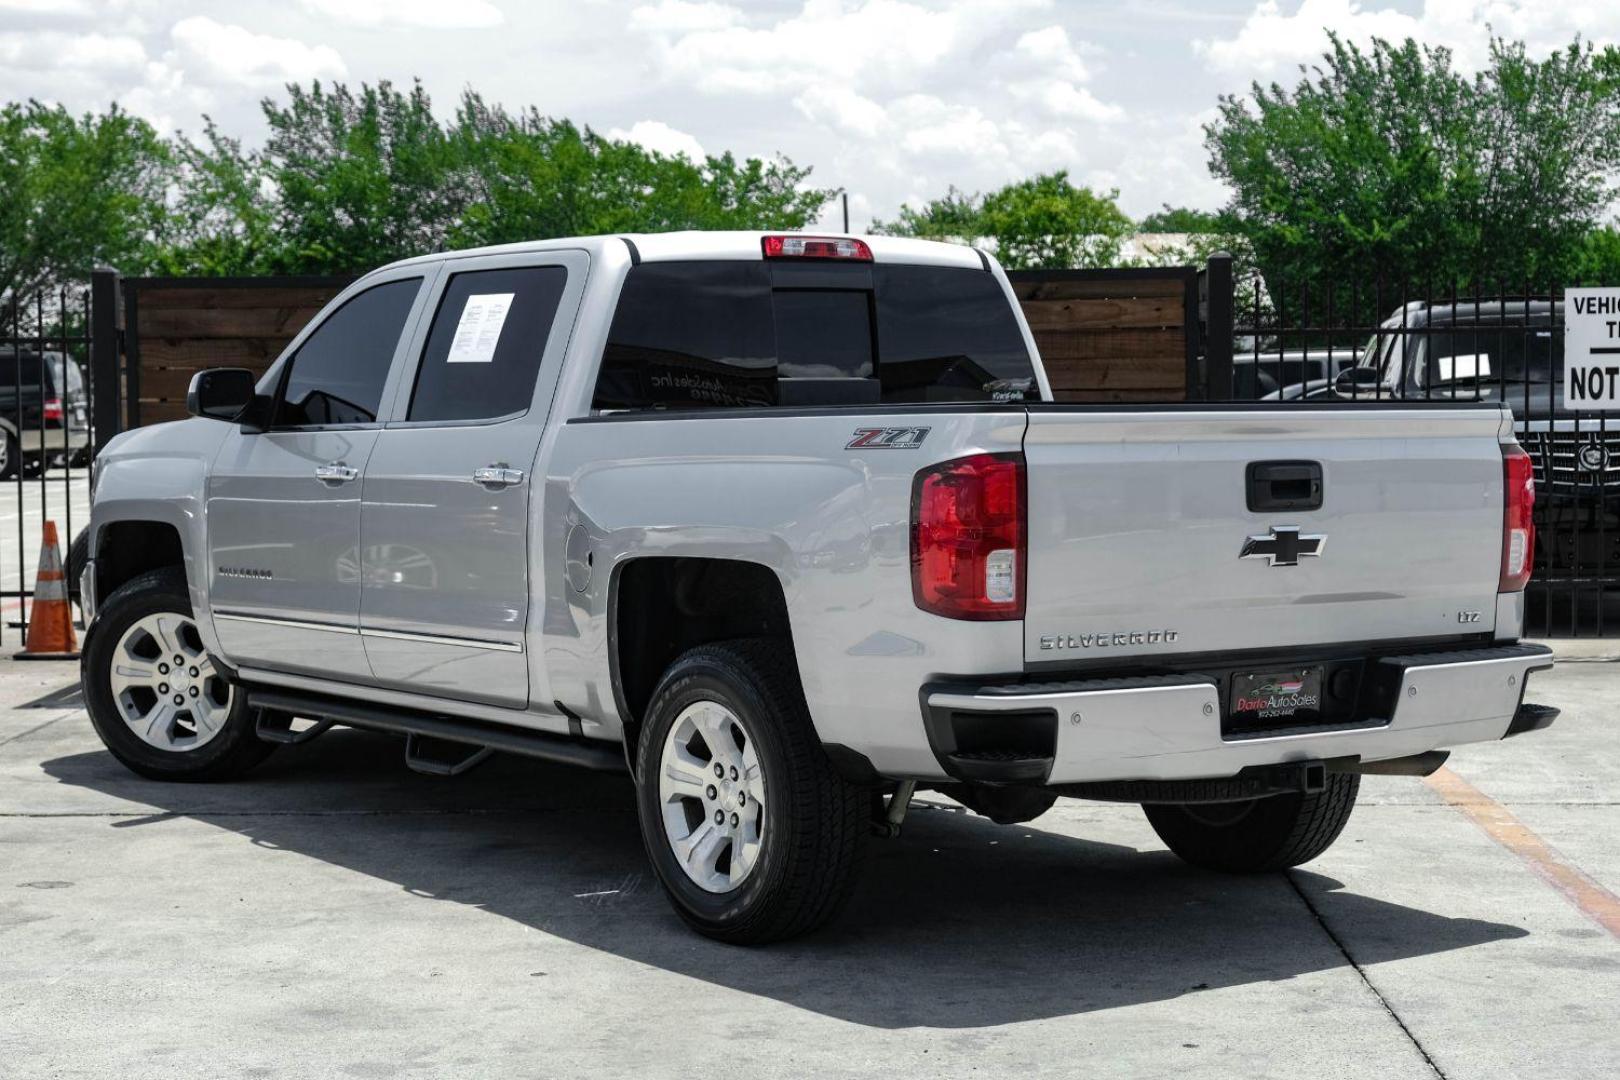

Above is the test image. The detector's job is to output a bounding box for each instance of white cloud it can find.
[297,0,505,30]
[0,30,146,73]
[169,16,346,87]
[607,119,706,161]
[1197,0,1618,79]
[628,0,743,34]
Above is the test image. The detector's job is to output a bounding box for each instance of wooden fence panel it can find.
[125,277,352,426]
[1008,269,1197,402]
[122,266,1202,424]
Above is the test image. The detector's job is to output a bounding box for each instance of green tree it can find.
[1136,205,1223,233]
[256,80,468,274]
[873,172,1133,269]
[0,100,167,318]
[1206,34,1620,291]
[152,120,278,276]
[451,93,829,246]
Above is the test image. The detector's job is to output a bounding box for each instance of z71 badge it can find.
[846,427,930,450]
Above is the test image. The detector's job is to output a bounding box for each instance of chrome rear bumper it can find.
[923,643,1555,785]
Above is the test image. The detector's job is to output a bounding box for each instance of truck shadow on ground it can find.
[44,728,1527,1029]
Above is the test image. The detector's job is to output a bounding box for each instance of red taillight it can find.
[911,453,1025,620]
[1501,442,1535,592]
[761,234,872,261]
[43,398,62,423]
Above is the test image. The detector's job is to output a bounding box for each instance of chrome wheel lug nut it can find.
[730,766,739,781]
[173,694,184,706]
[713,809,724,825]
[173,655,184,666]
[158,664,169,675]
[706,785,717,800]
[188,687,199,698]
[736,791,745,805]
[730,813,739,828]
[189,667,199,678]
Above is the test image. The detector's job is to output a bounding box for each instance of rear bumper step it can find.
[923,643,1554,786]
[245,688,627,774]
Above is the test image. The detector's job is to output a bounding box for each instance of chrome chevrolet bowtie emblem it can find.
[1240,525,1325,567]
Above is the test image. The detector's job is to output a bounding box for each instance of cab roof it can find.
[374,231,990,275]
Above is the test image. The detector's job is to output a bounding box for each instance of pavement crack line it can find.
[1285,871,1449,1080]
[0,712,71,748]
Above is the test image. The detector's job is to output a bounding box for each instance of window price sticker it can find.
[447,293,514,364]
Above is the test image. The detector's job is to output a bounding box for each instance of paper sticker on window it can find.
[447,292,514,363]
[1436,352,1490,381]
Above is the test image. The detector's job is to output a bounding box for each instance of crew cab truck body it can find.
[79,232,1555,943]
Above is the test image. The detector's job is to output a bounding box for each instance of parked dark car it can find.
[0,349,92,477]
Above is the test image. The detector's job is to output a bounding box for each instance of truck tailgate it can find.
[1022,406,1510,664]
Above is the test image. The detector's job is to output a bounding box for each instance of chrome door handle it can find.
[314,462,359,483]
[473,465,525,487]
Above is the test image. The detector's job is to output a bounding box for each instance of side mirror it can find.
[186,368,258,423]
[1332,367,1384,400]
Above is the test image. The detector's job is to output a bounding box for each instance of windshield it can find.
[1418,326,1558,387]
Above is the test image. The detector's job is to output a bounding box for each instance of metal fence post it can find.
[1202,252,1234,401]
[89,267,122,457]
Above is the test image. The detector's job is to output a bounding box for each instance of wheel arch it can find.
[608,555,797,775]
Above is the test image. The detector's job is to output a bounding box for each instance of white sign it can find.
[446,292,514,364]
[1565,287,1620,410]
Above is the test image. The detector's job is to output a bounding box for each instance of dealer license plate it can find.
[1228,666,1324,731]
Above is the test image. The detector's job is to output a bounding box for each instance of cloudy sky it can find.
[1,0,1614,231]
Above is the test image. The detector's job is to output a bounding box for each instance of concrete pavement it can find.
[1,644,1617,1078]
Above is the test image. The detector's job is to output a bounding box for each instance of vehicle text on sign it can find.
[1565,288,1620,410]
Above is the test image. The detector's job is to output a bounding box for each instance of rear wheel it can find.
[82,567,273,782]
[634,640,867,944]
[1143,774,1359,873]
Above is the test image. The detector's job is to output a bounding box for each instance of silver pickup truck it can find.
[79,232,1555,943]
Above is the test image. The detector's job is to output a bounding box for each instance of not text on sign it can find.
[1565,287,1620,410]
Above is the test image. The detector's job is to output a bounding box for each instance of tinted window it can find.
[409,266,568,422]
[277,279,420,427]
[596,262,775,410]
[774,290,873,379]
[594,260,1035,411]
[874,265,1035,403]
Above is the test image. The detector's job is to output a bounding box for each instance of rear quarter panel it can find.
[543,409,1026,778]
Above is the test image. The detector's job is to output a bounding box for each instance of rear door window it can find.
[594,260,1035,411]
[408,266,568,423]
[276,279,421,427]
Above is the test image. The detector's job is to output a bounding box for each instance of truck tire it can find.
[1142,773,1359,873]
[634,640,867,944]
[82,566,274,782]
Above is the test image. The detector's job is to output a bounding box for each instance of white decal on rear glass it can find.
[447,292,514,363]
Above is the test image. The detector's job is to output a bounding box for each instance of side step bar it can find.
[245,687,627,774]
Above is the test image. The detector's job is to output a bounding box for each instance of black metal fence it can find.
[0,272,108,644]
[1201,256,1620,637]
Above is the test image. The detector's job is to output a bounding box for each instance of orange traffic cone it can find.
[16,520,79,660]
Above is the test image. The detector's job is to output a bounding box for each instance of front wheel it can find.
[1143,773,1359,873]
[634,640,868,945]
[82,566,273,782]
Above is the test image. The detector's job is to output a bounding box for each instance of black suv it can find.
[0,348,91,477]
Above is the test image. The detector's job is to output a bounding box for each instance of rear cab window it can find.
[594,258,1036,412]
